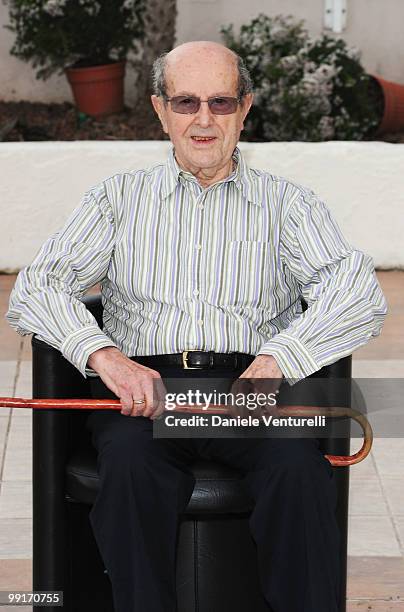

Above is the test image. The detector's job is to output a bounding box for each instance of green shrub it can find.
[222,14,381,141]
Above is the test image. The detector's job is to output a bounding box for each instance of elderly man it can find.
[7,42,386,612]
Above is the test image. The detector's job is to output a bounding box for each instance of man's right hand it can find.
[87,347,167,419]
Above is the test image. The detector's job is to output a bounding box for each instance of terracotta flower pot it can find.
[371,75,404,134]
[65,61,126,117]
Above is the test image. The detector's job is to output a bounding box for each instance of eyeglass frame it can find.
[162,94,244,115]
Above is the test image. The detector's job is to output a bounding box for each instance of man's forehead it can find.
[165,43,238,93]
[167,41,236,65]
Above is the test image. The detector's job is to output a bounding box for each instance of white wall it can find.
[1,141,403,272]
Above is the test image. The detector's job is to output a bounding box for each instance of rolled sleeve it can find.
[61,325,117,377]
[258,334,320,381]
[258,188,387,383]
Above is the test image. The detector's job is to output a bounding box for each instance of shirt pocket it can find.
[219,240,271,308]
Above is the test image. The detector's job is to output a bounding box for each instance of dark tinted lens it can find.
[208,97,238,114]
[170,96,200,114]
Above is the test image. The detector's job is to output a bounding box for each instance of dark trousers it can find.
[85,363,341,612]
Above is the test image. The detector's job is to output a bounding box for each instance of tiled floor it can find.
[0,271,403,610]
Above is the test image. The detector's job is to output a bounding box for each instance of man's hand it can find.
[88,347,167,418]
[240,354,283,381]
[230,355,284,418]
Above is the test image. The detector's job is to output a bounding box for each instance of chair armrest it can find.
[31,296,102,596]
[312,355,352,458]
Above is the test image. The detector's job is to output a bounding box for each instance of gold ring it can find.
[133,399,146,405]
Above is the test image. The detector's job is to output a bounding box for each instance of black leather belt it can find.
[132,351,254,371]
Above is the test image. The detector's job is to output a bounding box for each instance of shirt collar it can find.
[161,146,262,206]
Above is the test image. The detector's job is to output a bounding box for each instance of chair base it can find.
[64,502,272,612]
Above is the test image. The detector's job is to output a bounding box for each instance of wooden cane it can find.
[0,397,371,467]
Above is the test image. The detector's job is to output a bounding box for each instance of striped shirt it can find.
[6,147,387,381]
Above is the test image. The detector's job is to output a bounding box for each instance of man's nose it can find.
[194,101,214,127]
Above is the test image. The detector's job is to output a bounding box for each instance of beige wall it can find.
[177,0,404,83]
[1,0,404,102]
[342,0,404,81]
[0,1,69,103]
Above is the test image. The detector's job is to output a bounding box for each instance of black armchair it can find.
[32,294,351,612]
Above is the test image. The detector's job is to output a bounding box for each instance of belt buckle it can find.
[182,350,204,369]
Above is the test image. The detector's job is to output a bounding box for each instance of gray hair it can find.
[151,50,253,99]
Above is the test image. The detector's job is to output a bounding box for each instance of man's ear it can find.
[151,95,169,134]
[241,93,254,125]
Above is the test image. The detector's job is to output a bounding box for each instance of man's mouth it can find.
[191,136,216,142]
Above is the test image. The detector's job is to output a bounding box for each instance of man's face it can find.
[151,47,253,179]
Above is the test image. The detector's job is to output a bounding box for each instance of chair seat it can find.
[66,445,255,514]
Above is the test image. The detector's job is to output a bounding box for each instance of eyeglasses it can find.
[164,95,241,115]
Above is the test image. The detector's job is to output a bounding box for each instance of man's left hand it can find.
[240,354,283,381]
[229,355,284,418]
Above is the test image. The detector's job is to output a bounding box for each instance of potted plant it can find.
[4,0,145,117]
[221,14,393,141]
[368,75,404,134]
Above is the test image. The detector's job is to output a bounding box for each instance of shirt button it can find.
[193,289,200,296]
[198,204,204,210]
[197,319,204,326]
[195,244,202,250]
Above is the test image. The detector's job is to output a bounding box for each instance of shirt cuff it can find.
[257,334,320,385]
[60,325,117,377]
